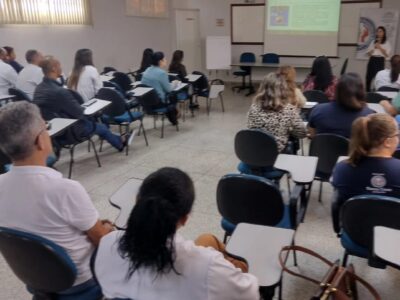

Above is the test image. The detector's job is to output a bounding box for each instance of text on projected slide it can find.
[267,0,340,32]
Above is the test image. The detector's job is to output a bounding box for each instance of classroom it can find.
[0,0,400,299]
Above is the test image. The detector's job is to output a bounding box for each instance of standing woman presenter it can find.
[365,26,391,91]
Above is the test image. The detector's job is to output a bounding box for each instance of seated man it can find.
[16,49,44,100]
[0,102,113,298]
[33,55,132,151]
[0,47,17,95]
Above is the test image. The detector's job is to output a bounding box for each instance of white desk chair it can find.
[206,81,225,115]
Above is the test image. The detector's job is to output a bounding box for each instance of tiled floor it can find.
[1,86,400,299]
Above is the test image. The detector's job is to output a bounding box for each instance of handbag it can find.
[279,245,381,300]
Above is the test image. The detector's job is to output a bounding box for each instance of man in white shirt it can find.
[16,49,44,100]
[0,48,17,95]
[0,102,114,298]
[375,55,400,90]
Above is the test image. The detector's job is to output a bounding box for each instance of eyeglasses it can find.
[34,122,51,145]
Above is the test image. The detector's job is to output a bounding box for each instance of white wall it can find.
[172,0,400,82]
[0,0,174,74]
[1,0,399,81]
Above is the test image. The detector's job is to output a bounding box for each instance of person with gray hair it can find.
[247,72,306,153]
[0,47,17,95]
[16,49,44,100]
[0,101,113,299]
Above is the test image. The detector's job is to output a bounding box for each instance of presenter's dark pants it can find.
[366,56,385,92]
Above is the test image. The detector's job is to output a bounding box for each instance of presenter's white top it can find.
[0,59,17,95]
[16,64,43,100]
[367,40,391,58]
[77,65,103,102]
[375,69,400,90]
[0,166,99,285]
[95,231,259,300]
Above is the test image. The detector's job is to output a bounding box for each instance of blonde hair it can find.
[348,114,397,165]
[254,73,289,111]
[277,66,297,105]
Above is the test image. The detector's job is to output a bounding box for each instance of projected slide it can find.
[268,0,340,32]
[264,0,341,56]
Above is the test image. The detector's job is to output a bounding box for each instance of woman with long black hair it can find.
[95,167,259,300]
[365,26,391,91]
[303,56,338,100]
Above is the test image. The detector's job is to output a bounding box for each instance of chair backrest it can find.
[261,53,280,64]
[0,227,76,293]
[239,52,256,73]
[209,79,224,99]
[303,90,330,104]
[340,58,349,75]
[112,72,133,92]
[0,149,11,174]
[192,71,209,93]
[341,195,400,250]
[234,129,279,169]
[8,87,31,102]
[135,84,162,113]
[101,66,117,75]
[377,86,400,92]
[217,174,285,227]
[309,134,349,179]
[366,92,387,103]
[96,88,127,117]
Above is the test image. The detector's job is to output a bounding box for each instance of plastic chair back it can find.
[217,174,285,227]
[192,71,209,94]
[309,134,349,180]
[340,58,349,75]
[135,84,163,113]
[261,53,279,64]
[8,88,31,102]
[101,67,117,75]
[239,52,256,73]
[0,227,77,293]
[96,88,126,118]
[112,72,133,92]
[366,92,387,103]
[377,86,400,92]
[341,195,400,250]
[235,129,279,169]
[303,90,330,104]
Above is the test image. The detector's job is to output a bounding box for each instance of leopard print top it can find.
[247,103,307,152]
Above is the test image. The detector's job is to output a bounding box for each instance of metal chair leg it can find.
[90,138,101,167]
[68,146,75,179]
[161,115,165,139]
[99,139,104,152]
[87,141,91,152]
[141,120,149,146]
[125,124,129,156]
[342,251,349,267]
[318,181,323,202]
[223,232,229,244]
[220,94,225,112]
[207,98,211,115]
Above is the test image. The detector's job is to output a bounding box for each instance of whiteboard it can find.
[232,4,264,44]
[231,1,382,46]
[339,1,381,45]
[206,36,231,70]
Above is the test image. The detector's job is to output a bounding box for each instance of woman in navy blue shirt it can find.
[308,73,375,138]
[332,113,400,202]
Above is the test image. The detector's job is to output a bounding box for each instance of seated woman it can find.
[247,72,307,153]
[169,50,187,81]
[308,73,375,138]
[332,113,400,202]
[375,54,400,90]
[67,49,102,103]
[95,167,259,300]
[277,65,306,109]
[142,51,179,125]
[302,56,338,101]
